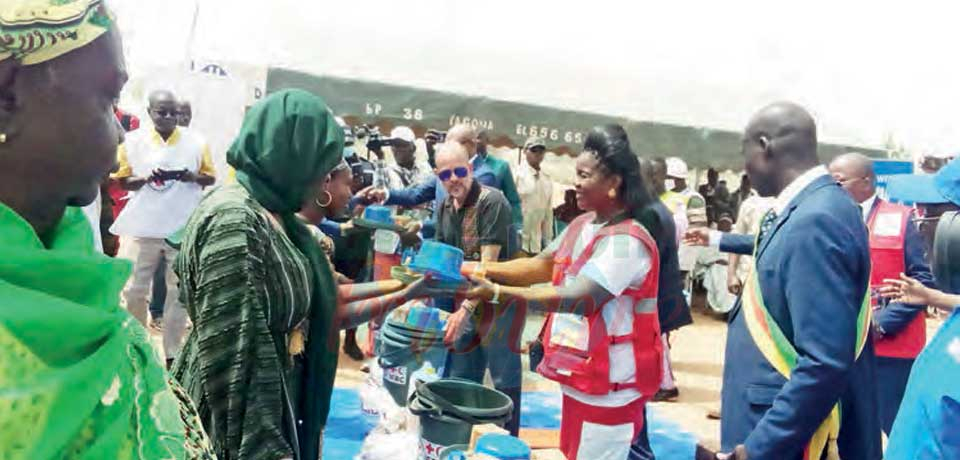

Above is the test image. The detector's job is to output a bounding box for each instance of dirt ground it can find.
[148,299,947,453]
[145,297,947,455]
[334,309,730,450]
[149,300,730,448]
[649,310,727,450]
[331,305,949,452]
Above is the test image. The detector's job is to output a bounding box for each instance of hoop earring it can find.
[315,191,333,208]
[0,133,7,144]
[608,188,617,199]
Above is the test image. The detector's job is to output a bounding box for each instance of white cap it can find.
[666,157,689,179]
[390,126,416,143]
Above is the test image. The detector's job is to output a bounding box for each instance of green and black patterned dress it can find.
[173,89,345,460]
[172,185,315,460]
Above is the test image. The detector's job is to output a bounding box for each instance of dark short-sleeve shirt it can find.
[435,180,511,261]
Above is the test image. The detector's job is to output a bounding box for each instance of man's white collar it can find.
[773,165,829,214]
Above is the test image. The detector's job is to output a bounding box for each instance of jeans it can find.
[443,300,524,435]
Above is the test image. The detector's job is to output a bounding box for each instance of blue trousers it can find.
[439,298,523,435]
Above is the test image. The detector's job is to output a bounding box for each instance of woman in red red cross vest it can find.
[457,124,664,460]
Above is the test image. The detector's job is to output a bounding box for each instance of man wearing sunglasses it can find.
[432,142,523,436]
[829,152,934,437]
[362,124,522,243]
[110,89,216,366]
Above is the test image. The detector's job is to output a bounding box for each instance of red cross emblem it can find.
[420,439,441,460]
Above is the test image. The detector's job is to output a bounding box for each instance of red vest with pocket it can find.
[869,199,926,359]
[537,212,664,397]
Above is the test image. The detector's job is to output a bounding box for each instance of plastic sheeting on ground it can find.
[324,388,697,459]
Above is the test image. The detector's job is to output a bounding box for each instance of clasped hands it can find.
[409,264,499,347]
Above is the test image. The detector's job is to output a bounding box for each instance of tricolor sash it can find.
[741,214,872,460]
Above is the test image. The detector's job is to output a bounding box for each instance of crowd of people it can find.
[3,2,960,460]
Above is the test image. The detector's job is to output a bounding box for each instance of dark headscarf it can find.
[227,89,344,459]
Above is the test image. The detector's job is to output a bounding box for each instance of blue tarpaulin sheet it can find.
[324,388,698,459]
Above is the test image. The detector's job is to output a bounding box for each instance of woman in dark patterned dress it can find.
[172,90,429,460]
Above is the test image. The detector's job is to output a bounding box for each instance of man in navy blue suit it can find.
[687,102,881,460]
[829,152,935,436]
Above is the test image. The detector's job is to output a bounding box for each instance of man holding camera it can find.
[110,89,215,364]
[384,126,434,220]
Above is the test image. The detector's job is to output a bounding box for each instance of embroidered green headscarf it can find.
[227,89,344,460]
[0,2,217,458]
[0,204,206,459]
[0,0,112,65]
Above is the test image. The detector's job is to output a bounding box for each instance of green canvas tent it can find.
[268,69,885,170]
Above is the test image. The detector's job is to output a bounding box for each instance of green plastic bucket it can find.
[408,379,514,460]
[382,323,444,342]
[437,444,468,460]
[378,324,447,407]
[386,320,442,335]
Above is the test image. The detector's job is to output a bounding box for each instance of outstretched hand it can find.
[399,220,422,247]
[878,273,934,305]
[684,227,712,246]
[404,275,459,299]
[355,186,387,205]
[463,274,497,303]
[401,276,430,299]
[443,304,469,347]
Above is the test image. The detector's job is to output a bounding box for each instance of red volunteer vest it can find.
[537,213,664,396]
[869,199,925,359]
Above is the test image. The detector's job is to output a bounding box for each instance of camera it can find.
[366,135,400,152]
[354,124,399,152]
[353,124,376,141]
[151,168,188,182]
[347,154,376,191]
[426,129,447,143]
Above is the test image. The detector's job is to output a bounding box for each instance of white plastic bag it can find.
[359,360,402,430]
[356,361,423,459]
[355,430,420,460]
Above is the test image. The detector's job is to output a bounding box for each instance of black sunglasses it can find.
[437,166,469,182]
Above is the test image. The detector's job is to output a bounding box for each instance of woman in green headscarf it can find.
[172,89,430,460]
[0,1,215,459]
